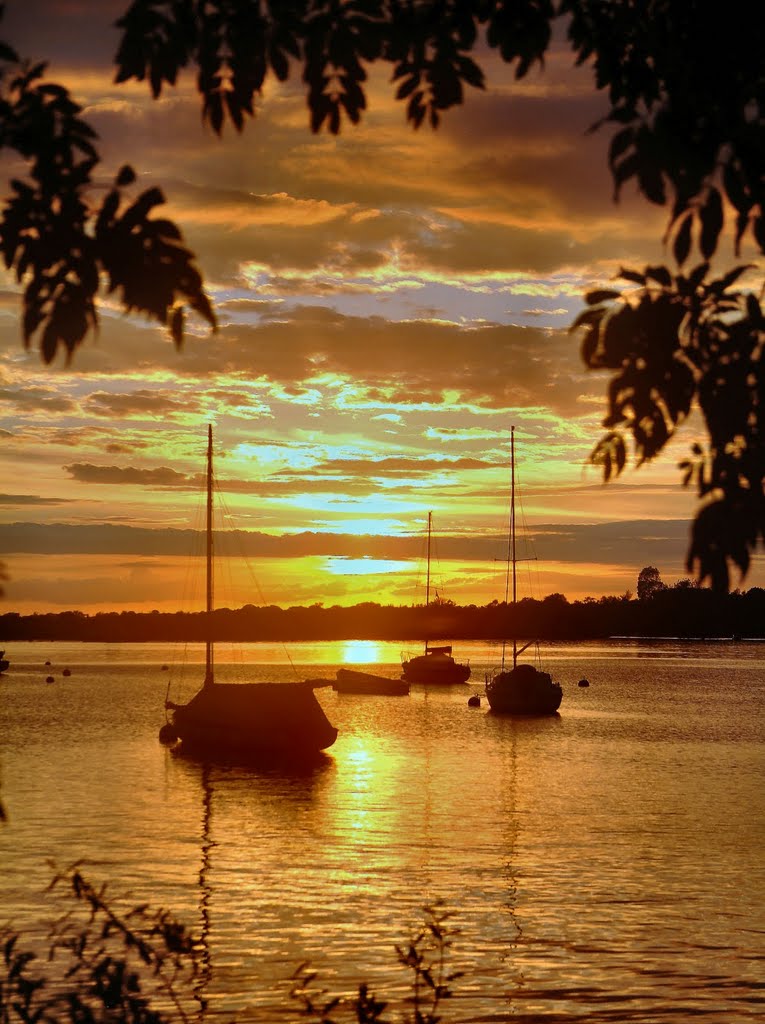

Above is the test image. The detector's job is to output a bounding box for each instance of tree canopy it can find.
[1,0,764,589]
[636,565,664,602]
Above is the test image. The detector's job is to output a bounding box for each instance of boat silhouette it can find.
[485,428,563,716]
[400,512,470,685]
[161,426,338,759]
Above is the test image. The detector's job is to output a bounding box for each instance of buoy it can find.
[578,678,590,687]
[62,668,71,677]
[45,675,55,684]
[468,694,481,707]
[161,665,169,671]
[158,723,178,745]
[44,660,51,666]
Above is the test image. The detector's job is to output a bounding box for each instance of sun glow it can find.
[335,738,403,842]
[323,556,412,576]
[339,640,388,664]
[310,518,409,536]
[272,494,425,529]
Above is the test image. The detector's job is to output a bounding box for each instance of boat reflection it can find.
[170,751,336,1018]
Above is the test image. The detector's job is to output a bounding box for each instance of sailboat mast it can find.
[204,424,214,686]
[424,510,432,654]
[426,511,432,607]
[501,427,517,672]
[511,426,517,668]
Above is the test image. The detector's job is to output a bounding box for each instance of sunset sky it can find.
[0,1,759,616]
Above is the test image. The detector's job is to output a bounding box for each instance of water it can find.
[1,639,764,1022]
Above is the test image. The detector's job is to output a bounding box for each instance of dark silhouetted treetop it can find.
[636,565,664,602]
[575,259,765,591]
[2,2,764,588]
[0,7,216,365]
[113,1,764,262]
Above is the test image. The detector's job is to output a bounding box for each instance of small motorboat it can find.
[334,668,410,695]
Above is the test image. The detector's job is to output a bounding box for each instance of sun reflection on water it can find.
[339,640,387,664]
[329,736,406,857]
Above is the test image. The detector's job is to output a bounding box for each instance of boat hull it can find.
[401,649,470,685]
[168,681,338,758]
[486,663,562,715]
[334,669,410,695]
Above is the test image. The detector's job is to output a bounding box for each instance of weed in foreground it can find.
[1,867,461,1024]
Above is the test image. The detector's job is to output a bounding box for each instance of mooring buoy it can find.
[468,694,481,707]
[158,723,178,745]
[578,678,590,687]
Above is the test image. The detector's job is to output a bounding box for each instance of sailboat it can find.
[161,426,338,758]
[400,511,470,685]
[485,428,563,715]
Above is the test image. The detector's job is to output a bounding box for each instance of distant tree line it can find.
[3,580,765,643]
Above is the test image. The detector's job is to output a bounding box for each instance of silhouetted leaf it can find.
[645,265,672,287]
[754,214,765,254]
[580,325,599,366]
[609,126,634,164]
[687,263,709,290]
[710,264,752,297]
[206,92,224,135]
[115,165,136,187]
[395,74,418,101]
[637,163,665,205]
[0,40,18,63]
[722,159,747,212]
[611,153,640,193]
[700,187,724,258]
[618,268,647,285]
[570,306,606,331]
[170,306,184,349]
[614,435,627,474]
[745,292,762,324]
[584,288,621,304]
[672,212,693,266]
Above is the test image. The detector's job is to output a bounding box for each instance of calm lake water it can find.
[1,638,764,1022]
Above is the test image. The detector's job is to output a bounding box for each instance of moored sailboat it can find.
[401,642,470,685]
[485,428,563,715]
[400,511,470,685]
[161,426,338,758]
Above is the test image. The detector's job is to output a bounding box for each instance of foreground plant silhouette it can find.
[290,904,462,1024]
[1,865,461,1024]
[0,864,201,1024]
